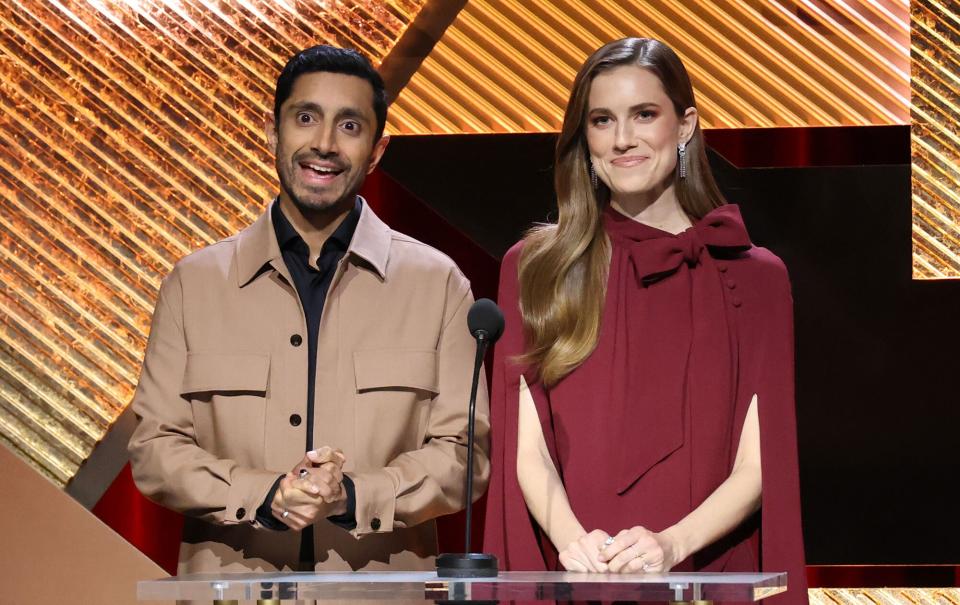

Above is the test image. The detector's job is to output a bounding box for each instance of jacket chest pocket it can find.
[353,349,438,458]
[180,352,271,462]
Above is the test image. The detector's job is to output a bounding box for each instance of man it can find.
[128,45,490,573]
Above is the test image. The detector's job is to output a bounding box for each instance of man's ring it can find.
[282,510,289,519]
[603,536,615,547]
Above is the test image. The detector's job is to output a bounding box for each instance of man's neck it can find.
[278,194,355,265]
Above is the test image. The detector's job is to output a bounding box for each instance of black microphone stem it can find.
[437,298,501,577]
[464,330,488,554]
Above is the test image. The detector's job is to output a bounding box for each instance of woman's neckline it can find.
[605,202,693,236]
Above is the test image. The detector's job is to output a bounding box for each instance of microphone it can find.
[436,298,503,578]
[468,297,505,343]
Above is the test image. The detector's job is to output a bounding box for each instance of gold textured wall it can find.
[387,0,910,134]
[911,0,960,278]
[1,0,950,488]
[809,588,960,605]
[0,0,423,484]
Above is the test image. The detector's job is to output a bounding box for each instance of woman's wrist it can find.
[659,524,690,566]
[553,523,588,552]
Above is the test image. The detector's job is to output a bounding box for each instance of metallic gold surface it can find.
[911,0,960,278]
[810,588,960,605]
[0,0,423,485]
[388,0,910,134]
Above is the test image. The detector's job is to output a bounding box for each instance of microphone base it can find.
[436,553,499,578]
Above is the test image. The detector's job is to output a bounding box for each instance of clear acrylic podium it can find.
[138,570,787,603]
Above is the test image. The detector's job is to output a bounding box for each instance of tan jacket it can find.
[128,200,490,574]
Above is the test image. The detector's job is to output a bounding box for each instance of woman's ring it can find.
[603,536,615,547]
[282,510,290,519]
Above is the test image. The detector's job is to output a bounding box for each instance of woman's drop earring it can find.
[678,142,687,179]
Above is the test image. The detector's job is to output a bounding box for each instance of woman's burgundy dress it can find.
[482,204,808,605]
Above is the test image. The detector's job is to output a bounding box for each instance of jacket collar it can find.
[235,196,391,287]
[347,196,391,280]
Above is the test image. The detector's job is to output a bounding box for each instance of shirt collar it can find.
[271,199,301,250]
[271,196,362,256]
[236,196,390,287]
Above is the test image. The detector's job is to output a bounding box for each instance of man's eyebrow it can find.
[334,107,370,123]
[288,101,324,115]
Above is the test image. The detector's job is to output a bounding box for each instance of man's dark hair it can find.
[273,45,387,140]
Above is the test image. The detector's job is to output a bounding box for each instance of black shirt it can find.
[254,198,361,562]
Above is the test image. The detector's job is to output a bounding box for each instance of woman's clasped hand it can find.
[558,526,680,573]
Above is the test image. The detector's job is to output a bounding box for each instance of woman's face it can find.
[585,65,696,200]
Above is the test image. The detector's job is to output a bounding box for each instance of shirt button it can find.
[289,414,302,427]
[731,297,742,308]
[290,334,303,347]
[371,517,381,531]
[726,279,736,289]
[717,264,728,273]
[236,508,246,520]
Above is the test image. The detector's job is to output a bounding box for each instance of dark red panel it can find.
[91,463,182,574]
[807,565,960,588]
[705,126,909,168]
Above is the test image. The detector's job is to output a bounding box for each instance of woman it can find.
[483,37,806,603]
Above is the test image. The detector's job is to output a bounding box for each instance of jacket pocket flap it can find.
[181,352,270,395]
[353,349,438,393]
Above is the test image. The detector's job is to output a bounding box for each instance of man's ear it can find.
[265,112,278,154]
[366,134,391,174]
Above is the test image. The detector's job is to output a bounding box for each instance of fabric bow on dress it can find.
[622,205,752,286]
[602,204,751,495]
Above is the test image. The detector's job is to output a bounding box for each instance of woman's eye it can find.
[636,110,655,120]
[592,116,611,126]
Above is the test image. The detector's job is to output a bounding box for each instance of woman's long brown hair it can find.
[518,38,728,386]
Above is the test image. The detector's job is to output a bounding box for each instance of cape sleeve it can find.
[742,248,809,605]
[480,241,551,570]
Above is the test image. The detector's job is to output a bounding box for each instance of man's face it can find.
[269,71,388,213]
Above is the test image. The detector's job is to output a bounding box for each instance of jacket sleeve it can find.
[346,270,491,537]
[127,270,280,527]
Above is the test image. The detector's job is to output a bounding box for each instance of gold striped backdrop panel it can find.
[911,0,960,278]
[387,0,910,134]
[0,0,424,485]
[810,588,960,605]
